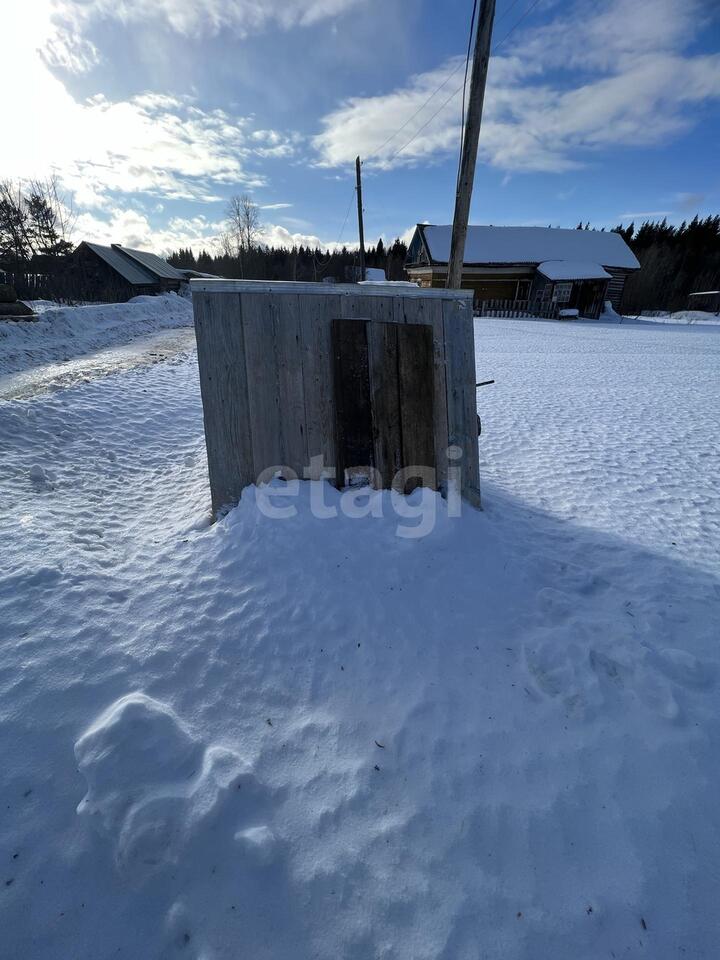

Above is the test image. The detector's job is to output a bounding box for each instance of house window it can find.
[553,282,572,303]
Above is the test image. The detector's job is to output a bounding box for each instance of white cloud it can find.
[313,0,720,174]
[261,202,294,210]
[1,2,302,209]
[259,223,357,251]
[51,0,364,40]
[74,208,348,256]
[617,211,672,221]
[75,209,224,255]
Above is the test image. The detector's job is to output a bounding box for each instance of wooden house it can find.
[405,224,640,318]
[70,242,191,301]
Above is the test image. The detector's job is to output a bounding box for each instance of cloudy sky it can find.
[4,0,720,254]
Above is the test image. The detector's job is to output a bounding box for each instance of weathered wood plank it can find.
[392,294,434,326]
[272,292,308,477]
[397,322,436,493]
[192,292,254,513]
[399,296,449,494]
[241,292,282,479]
[332,318,373,487]
[367,321,401,489]
[443,296,481,507]
[299,294,337,480]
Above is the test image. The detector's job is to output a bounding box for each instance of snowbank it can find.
[638,309,720,325]
[0,293,193,376]
[1,318,719,957]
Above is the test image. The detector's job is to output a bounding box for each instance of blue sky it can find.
[5,0,720,253]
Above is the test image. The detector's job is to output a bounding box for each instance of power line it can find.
[335,183,357,247]
[367,60,467,162]
[366,0,535,164]
[384,0,544,165]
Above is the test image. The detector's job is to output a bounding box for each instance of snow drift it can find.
[0,313,719,958]
[0,293,192,377]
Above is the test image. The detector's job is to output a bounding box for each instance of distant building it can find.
[405,224,640,319]
[70,242,216,300]
[687,290,720,313]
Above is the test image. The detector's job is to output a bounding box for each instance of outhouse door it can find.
[332,318,436,493]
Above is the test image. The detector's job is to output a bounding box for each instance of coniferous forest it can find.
[167,216,720,315]
[614,216,720,313]
[167,238,410,286]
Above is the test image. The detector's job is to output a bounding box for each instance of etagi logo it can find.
[254,448,465,539]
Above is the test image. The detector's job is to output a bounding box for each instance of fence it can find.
[476,299,559,320]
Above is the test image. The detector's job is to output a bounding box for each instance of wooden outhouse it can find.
[190,280,480,514]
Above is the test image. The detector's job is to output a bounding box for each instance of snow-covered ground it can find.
[1,311,719,958]
[0,293,192,377]
[637,309,720,325]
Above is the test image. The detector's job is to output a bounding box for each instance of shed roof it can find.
[538,261,611,281]
[83,242,157,285]
[115,245,185,281]
[415,225,640,270]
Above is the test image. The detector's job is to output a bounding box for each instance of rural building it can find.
[69,242,207,300]
[687,290,720,313]
[405,224,640,318]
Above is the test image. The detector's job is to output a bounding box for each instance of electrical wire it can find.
[385,0,545,164]
[365,0,533,164]
[335,184,357,247]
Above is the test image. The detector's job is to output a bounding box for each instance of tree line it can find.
[167,236,410,284]
[3,181,719,314]
[612,215,720,314]
[167,194,409,282]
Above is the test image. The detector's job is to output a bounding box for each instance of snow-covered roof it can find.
[358,280,420,287]
[81,242,186,285]
[538,261,611,281]
[688,290,720,296]
[416,225,640,270]
[117,245,186,281]
[83,242,157,285]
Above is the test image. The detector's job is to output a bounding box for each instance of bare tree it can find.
[27,175,76,257]
[226,194,261,278]
[0,175,75,265]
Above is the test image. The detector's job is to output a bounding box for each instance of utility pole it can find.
[355,156,366,281]
[446,0,496,290]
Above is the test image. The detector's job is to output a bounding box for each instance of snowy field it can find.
[1,309,719,958]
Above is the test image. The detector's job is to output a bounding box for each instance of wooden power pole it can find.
[355,156,366,281]
[446,0,496,290]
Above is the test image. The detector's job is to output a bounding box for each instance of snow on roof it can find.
[83,242,157,286]
[419,225,640,270]
[358,280,420,287]
[688,290,720,296]
[538,261,611,281]
[116,246,185,281]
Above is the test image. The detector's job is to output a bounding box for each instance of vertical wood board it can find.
[192,292,254,512]
[272,292,308,476]
[397,322,436,492]
[443,297,481,506]
[331,318,374,485]
[241,293,283,478]
[299,293,338,480]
